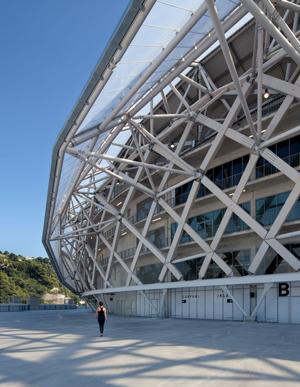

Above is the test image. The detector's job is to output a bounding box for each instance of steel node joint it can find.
[251,144,260,155]
[121,112,131,123]
[195,168,204,181]
[188,110,198,122]
[148,142,154,151]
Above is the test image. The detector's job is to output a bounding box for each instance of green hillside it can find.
[0,251,78,304]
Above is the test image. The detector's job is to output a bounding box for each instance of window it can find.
[136,263,163,284]
[290,196,300,221]
[174,155,250,204]
[112,181,126,198]
[225,202,251,234]
[147,227,166,248]
[256,135,300,178]
[277,140,289,159]
[173,249,251,281]
[136,197,152,222]
[256,191,300,226]
[205,249,250,279]
[256,243,300,274]
[291,136,300,154]
[256,192,287,226]
[171,202,251,243]
[175,181,193,205]
[175,257,204,281]
[198,155,249,197]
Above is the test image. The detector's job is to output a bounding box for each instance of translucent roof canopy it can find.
[76,0,239,134]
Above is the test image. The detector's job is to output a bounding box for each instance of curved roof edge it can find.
[42,0,147,292]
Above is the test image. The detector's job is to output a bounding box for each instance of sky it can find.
[0,0,129,257]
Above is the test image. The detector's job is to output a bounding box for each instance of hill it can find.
[0,251,79,304]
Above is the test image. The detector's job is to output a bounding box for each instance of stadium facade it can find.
[43,0,300,323]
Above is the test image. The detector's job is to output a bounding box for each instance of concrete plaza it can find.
[0,309,300,387]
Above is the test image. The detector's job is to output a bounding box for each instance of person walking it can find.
[96,301,107,337]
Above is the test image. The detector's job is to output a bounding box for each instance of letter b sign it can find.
[278,282,290,297]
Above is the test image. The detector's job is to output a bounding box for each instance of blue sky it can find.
[0,0,129,257]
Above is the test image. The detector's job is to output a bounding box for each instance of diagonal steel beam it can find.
[125,121,195,286]
[206,0,258,142]
[129,119,197,175]
[94,193,183,280]
[240,0,300,65]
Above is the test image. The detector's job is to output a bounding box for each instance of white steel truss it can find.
[44,0,300,311]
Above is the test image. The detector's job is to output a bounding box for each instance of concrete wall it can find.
[107,282,300,324]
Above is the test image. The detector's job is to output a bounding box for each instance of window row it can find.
[173,243,300,281]
[110,243,300,285]
[104,191,300,258]
[174,135,300,206]
[171,191,300,245]
[171,202,250,243]
[256,135,300,178]
[113,137,300,215]
[174,249,251,281]
[175,155,249,205]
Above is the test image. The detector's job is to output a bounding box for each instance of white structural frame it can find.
[43,0,300,316]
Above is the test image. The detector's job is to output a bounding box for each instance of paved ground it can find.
[0,309,300,387]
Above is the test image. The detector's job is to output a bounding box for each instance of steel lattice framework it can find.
[44,0,300,314]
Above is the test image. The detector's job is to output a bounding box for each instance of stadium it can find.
[43,0,300,323]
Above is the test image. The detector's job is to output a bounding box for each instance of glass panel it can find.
[234,249,251,274]
[256,192,290,226]
[135,262,163,284]
[290,135,300,156]
[147,227,166,248]
[256,136,300,178]
[287,194,300,222]
[290,135,300,167]
[171,223,177,241]
[85,0,239,133]
[136,197,152,222]
[214,165,223,186]
[232,157,243,174]
[171,202,251,244]
[198,183,209,198]
[277,140,289,159]
[289,243,300,259]
[225,202,250,234]
[175,181,193,205]
[256,243,300,275]
[205,261,224,279]
[205,249,250,278]
[222,161,232,188]
[175,257,203,280]
[198,155,250,198]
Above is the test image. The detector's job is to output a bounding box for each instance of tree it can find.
[0,251,79,304]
